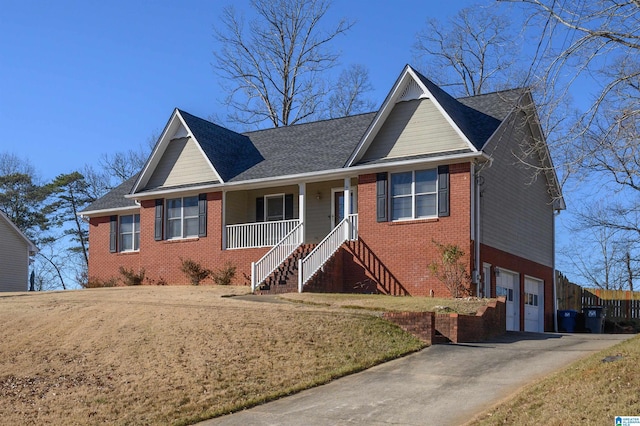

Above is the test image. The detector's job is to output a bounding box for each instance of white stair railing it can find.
[298,214,358,292]
[251,222,303,291]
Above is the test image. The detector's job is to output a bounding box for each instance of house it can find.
[82,65,564,332]
[0,210,38,292]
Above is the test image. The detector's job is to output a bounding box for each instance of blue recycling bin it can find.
[557,310,578,332]
[583,306,605,333]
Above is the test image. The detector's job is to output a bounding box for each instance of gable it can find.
[358,98,470,164]
[145,136,219,190]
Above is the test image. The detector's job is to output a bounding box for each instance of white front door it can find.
[524,277,544,332]
[496,269,519,331]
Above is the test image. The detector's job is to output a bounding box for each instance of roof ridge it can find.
[241,111,378,136]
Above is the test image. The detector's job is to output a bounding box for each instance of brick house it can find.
[82,65,564,332]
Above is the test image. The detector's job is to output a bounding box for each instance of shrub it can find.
[428,240,471,298]
[180,258,212,285]
[211,262,236,286]
[118,267,146,286]
[85,277,118,288]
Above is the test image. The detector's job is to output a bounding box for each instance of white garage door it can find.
[496,269,519,331]
[524,277,544,332]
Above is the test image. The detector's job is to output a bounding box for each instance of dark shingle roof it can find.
[86,73,528,213]
[413,70,505,150]
[179,110,263,181]
[82,174,139,213]
[229,112,376,182]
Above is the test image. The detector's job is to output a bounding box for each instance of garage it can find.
[496,268,519,331]
[524,277,544,332]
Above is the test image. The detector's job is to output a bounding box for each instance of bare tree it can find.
[413,4,524,96]
[328,64,376,118]
[213,0,353,128]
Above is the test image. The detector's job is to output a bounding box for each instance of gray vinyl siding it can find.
[0,220,29,292]
[480,111,555,267]
[146,137,218,189]
[361,99,469,163]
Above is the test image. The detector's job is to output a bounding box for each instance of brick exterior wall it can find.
[480,243,555,332]
[342,163,473,297]
[88,192,269,285]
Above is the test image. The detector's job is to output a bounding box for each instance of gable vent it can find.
[397,79,428,103]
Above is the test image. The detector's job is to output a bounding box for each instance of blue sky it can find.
[1,0,484,180]
[2,1,588,279]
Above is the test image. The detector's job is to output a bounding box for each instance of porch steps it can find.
[255,244,316,295]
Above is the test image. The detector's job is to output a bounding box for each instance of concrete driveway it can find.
[202,332,633,426]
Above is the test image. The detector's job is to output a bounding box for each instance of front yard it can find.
[0,286,432,425]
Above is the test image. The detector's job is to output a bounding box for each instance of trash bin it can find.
[557,310,578,332]
[583,306,605,333]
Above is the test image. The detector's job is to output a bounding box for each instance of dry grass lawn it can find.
[0,286,424,425]
[282,292,492,314]
[468,334,640,425]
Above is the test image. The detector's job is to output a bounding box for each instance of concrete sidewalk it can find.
[201,332,633,426]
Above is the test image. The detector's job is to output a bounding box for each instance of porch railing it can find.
[298,214,358,292]
[226,219,300,249]
[251,222,304,291]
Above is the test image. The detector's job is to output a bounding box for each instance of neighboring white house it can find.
[0,210,38,292]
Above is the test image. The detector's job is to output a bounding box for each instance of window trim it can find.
[166,196,200,240]
[264,193,286,222]
[390,168,438,221]
[119,214,140,252]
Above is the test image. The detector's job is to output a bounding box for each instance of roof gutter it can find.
[125,151,491,200]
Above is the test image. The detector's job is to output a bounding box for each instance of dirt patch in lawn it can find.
[0,286,424,425]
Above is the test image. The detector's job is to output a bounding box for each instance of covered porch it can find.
[221,177,359,292]
[223,177,358,250]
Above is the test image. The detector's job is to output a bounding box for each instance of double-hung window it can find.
[390,169,437,220]
[166,196,199,239]
[119,214,140,251]
[265,194,285,221]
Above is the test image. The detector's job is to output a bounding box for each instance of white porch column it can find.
[343,177,351,240]
[222,190,227,250]
[298,182,306,240]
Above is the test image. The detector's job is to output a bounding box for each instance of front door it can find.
[333,190,345,228]
[331,188,356,229]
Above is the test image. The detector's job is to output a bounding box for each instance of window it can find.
[255,194,294,222]
[166,196,199,239]
[496,286,514,302]
[265,194,285,221]
[119,214,140,251]
[525,292,539,306]
[390,169,437,220]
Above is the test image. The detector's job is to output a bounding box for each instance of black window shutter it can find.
[438,165,450,217]
[284,194,294,220]
[109,215,118,253]
[154,199,164,241]
[256,197,264,222]
[198,193,207,237]
[376,172,388,222]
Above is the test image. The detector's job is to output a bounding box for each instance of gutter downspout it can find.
[472,162,482,296]
[553,209,560,332]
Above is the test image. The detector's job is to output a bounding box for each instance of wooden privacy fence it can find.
[581,288,640,321]
[556,271,640,321]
